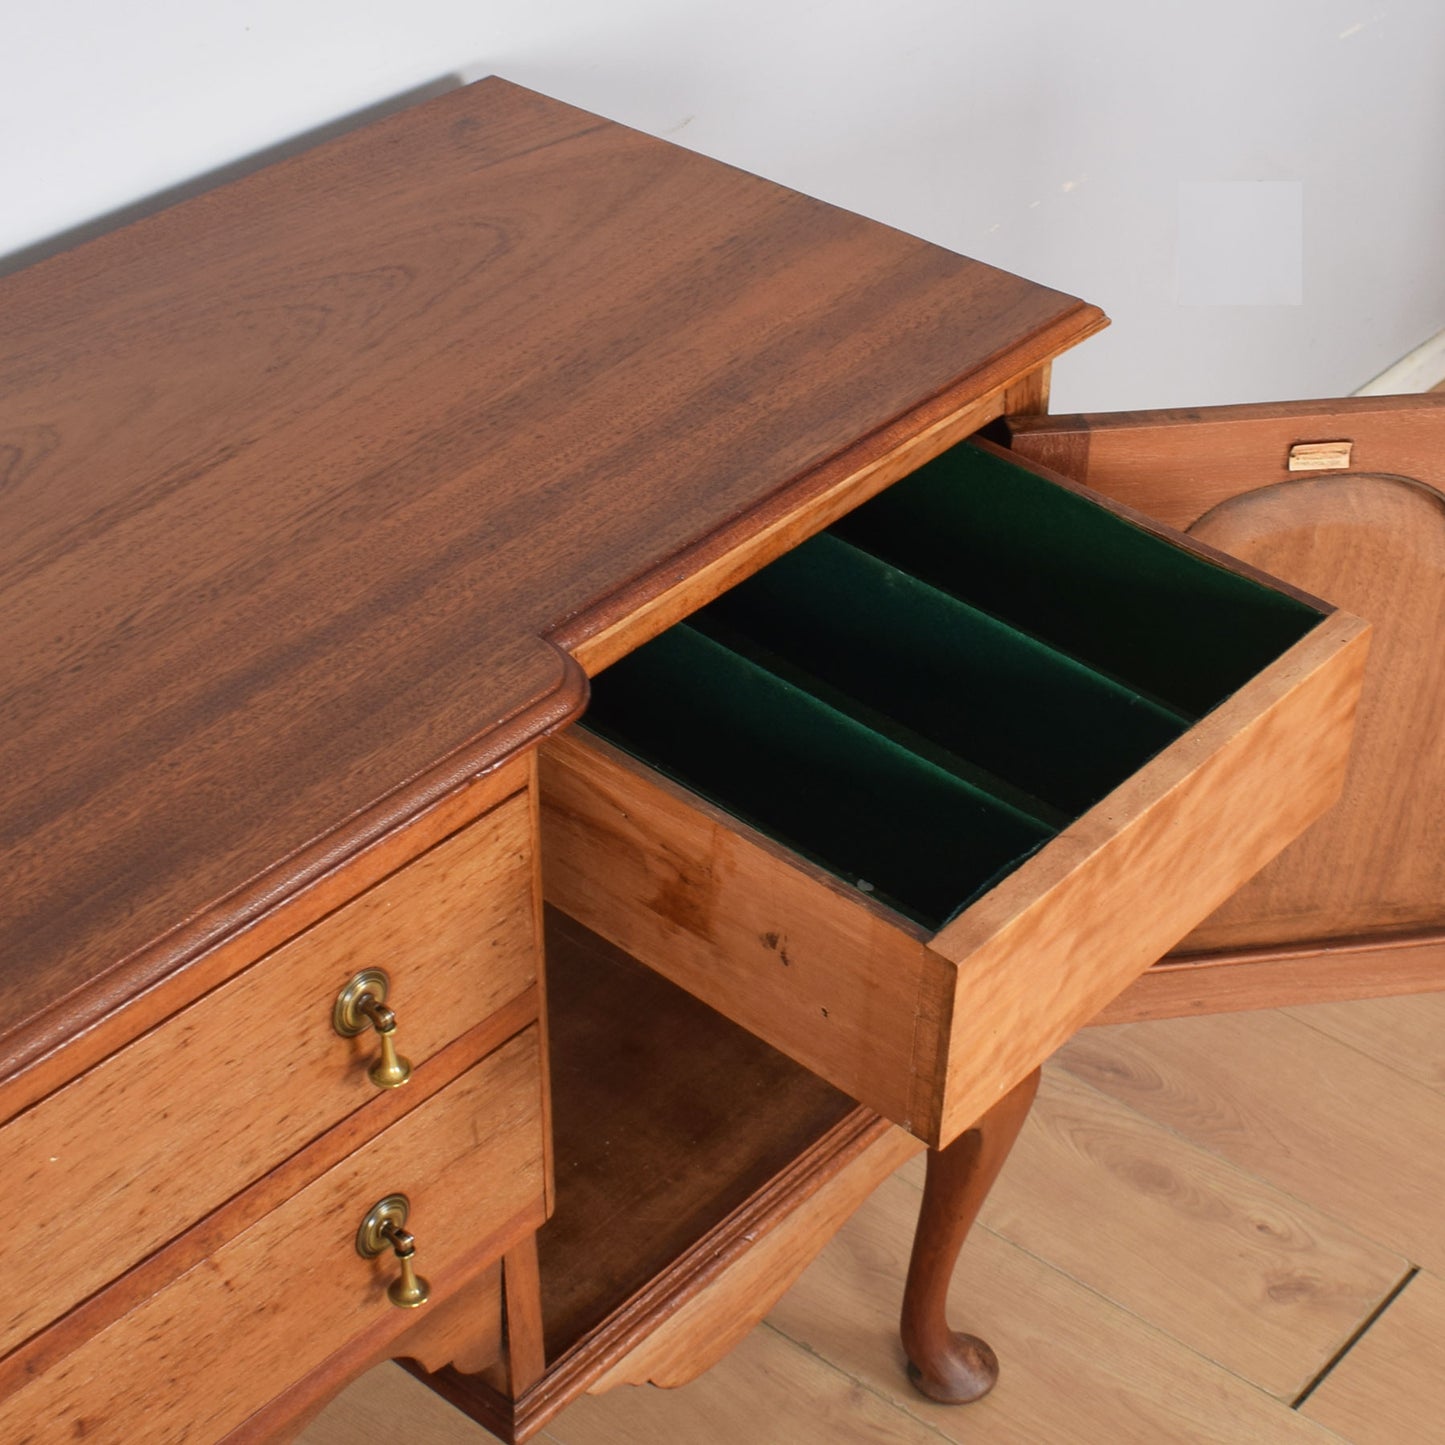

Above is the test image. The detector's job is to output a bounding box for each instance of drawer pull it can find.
[333,968,414,1088]
[356,1193,432,1309]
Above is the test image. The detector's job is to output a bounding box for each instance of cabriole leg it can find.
[900,1067,1041,1403]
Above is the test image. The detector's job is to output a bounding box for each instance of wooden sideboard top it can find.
[0,77,1103,1085]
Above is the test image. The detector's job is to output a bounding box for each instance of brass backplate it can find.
[333,968,390,1037]
[356,1193,410,1259]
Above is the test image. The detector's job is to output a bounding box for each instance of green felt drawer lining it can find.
[583,440,1323,931]
[830,442,1320,717]
[694,529,1189,819]
[583,623,1051,930]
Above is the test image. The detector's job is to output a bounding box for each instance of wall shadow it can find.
[0,72,469,279]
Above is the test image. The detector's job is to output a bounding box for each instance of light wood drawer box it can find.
[5,786,536,1360]
[1,1026,545,1445]
[541,439,1370,1149]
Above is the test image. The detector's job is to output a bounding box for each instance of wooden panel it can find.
[1099,932,1445,1023]
[1007,395,1445,971]
[1302,1269,1445,1443]
[0,1030,546,1444]
[587,1126,920,1392]
[1005,394,1445,531]
[0,751,529,1125]
[543,609,1367,1150]
[1,789,536,1359]
[471,1108,905,1442]
[532,911,855,1361]
[1182,474,1445,950]
[1,76,1102,1076]
[924,610,1368,1142]
[539,735,935,1134]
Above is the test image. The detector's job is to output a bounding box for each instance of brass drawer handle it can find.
[333,968,414,1089]
[356,1193,431,1309]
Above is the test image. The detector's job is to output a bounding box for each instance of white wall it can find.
[4,0,1443,411]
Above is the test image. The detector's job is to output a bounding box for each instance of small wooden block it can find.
[1288,441,1353,471]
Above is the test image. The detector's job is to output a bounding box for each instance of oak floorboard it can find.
[1285,992,1445,1095]
[547,1326,952,1445]
[960,1067,1406,1399]
[1302,1269,1445,1443]
[297,1362,487,1445]
[766,1171,1350,1444]
[1058,1011,1445,1273]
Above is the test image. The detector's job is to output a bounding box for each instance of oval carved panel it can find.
[1181,472,1445,952]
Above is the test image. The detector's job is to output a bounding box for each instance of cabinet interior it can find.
[583,442,1323,930]
[538,909,855,1361]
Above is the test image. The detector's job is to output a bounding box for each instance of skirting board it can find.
[1355,326,1445,395]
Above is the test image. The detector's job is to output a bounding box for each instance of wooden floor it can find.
[301,993,1445,1444]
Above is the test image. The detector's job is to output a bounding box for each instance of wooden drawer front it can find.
[542,441,1370,1148]
[1,1027,545,1445]
[4,788,536,1359]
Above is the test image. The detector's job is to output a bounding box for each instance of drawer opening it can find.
[830,442,1320,716]
[583,441,1323,932]
[583,621,1051,929]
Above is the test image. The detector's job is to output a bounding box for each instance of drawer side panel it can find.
[928,612,1370,1143]
[540,732,933,1132]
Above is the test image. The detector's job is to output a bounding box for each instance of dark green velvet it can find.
[584,624,1050,930]
[695,531,1188,818]
[584,439,1322,930]
[831,442,1321,716]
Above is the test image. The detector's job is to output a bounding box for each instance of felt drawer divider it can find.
[583,622,1052,931]
[695,530,1190,818]
[829,441,1321,716]
[688,611,1069,831]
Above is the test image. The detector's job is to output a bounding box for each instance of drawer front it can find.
[1,1027,546,1444]
[5,786,537,1358]
[542,440,1370,1148]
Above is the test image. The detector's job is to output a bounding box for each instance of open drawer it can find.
[540,438,1370,1149]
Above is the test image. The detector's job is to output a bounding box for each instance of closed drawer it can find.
[4,784,537,1358]
[0,1026,546,1445]
[542,439,1370,1148]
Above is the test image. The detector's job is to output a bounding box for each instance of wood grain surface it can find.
[585,1125,920,1394]
[1059,1009,1445,1276]
[1182,474,1445,950]
[974,1065,1406,1399]
[542,604,1367,1151]
[1097,932,1445,1022]
[1005,395,1445,532]
[2,788,536,1358]
[0,76,1102,1083]
[0,1030,546,1444]
[539,730,935,1135]
[1302,1269,1445,1443]
[531,910,855,1362]
[1006,395,1445,970]
[926,608,1367,1143]
[768,1173,1358,1445]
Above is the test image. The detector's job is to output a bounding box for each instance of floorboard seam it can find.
[1281,1008,1445,1100]
[1291,1264,1421,1410]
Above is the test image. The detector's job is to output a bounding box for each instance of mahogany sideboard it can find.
[4,76,1441,1442]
